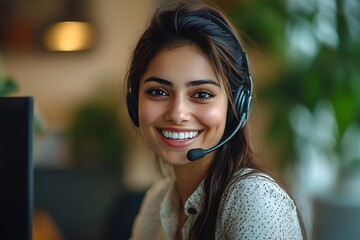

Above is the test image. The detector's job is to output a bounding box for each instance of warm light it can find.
[43,21,95,51]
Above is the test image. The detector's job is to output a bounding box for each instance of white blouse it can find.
[131,169,303,239]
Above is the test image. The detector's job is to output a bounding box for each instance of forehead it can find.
[142,44,220,84]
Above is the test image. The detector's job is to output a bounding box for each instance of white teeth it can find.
[162,130,199,140]
[184,132,189,139]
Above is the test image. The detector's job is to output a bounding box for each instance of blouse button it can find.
[187,207,197,215]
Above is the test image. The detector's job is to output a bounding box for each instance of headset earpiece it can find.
[231,84,251,129]
[127,88,139,127]
[227,85,251,131]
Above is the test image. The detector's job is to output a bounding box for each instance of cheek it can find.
[138,98,162,126]
[198,101,228,130]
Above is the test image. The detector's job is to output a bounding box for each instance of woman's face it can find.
[138,44,228,166]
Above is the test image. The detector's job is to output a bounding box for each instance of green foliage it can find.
[69,98,126,171]
[0,77,17,96]
[229,0,287,57]
[228,0,360,171]
[0,56,17,96]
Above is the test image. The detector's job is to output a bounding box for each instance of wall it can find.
[2,0,158,189]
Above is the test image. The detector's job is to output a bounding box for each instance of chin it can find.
[159,152,190,166]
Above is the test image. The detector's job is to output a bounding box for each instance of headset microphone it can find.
[187,111,248,161]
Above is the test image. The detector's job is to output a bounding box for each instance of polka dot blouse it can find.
[131,168,303,239]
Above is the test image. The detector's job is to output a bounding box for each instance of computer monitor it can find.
[0,97,33,240]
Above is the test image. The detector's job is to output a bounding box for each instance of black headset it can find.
[126,9,253,160]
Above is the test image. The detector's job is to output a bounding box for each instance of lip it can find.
[157,128,202,148]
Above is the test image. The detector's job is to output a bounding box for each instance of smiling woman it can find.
[138,44,228,167]
[125,1,305,239]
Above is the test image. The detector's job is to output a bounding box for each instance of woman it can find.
[125,1,304,239]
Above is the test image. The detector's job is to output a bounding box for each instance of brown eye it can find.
[192,90,215,101]
[146,88,168,96]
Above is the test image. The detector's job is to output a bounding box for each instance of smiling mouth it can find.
[161,130,200,140]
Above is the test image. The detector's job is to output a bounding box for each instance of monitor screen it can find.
[0,97,33,240]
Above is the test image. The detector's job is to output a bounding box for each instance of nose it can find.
[165,96,191,124]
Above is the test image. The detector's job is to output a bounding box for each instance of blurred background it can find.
[1,0,359,239]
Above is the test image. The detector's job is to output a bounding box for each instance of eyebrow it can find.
[144,77,220,88]
[185,79,220,88]
[144,77,173,86]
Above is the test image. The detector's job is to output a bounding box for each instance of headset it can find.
[126,9,253,161]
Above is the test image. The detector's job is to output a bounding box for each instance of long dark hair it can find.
[125,1,305,239]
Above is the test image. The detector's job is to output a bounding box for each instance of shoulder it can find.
[227,170,294,208]
[217,169,303,239]
[131,178,174,238]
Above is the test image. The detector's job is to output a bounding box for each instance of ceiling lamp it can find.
[43,21,94,51]
[42,0,96,52]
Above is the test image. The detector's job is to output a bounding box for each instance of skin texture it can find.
[138,44,228,166]
[138,44,229,207]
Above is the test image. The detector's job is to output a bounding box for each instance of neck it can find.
[173,154,214,204]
